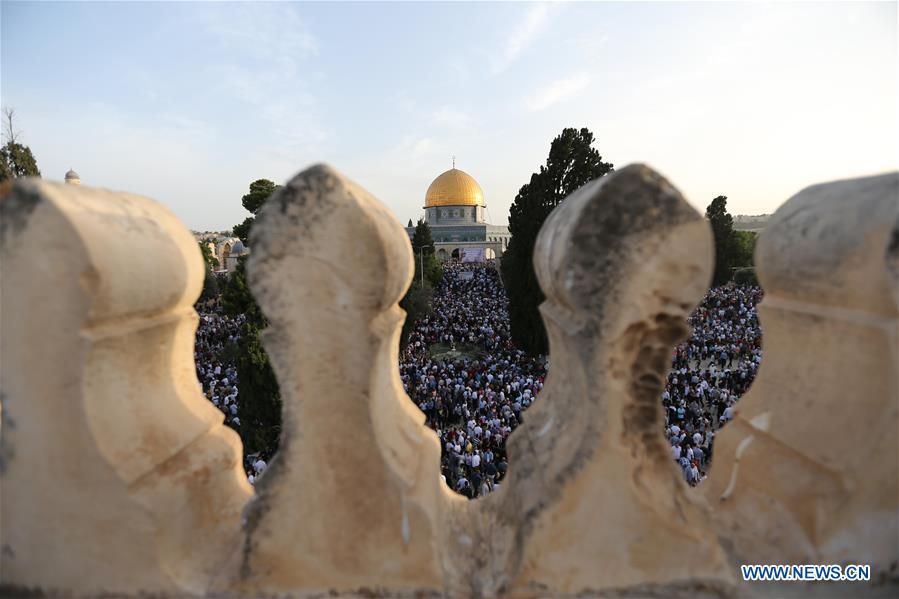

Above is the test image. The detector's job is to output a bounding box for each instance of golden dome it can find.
[424,168,485,208]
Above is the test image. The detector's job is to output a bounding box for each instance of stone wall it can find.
[1,166,896,597]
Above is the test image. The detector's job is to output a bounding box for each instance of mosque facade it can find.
[64,169,81,185]
[405,166,510,262]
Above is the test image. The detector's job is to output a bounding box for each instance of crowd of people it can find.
[400,261,546,498]
[400,261,764,495]
[194,307,244,428]
[663,285,764,485]
[194,302,269,481]
[193,259,763,493]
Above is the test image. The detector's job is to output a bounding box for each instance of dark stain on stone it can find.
[0,391,14,476]
[238,489,271,580]
[0,583,45,597]
[886,214,899,280]
[565,165,700,325]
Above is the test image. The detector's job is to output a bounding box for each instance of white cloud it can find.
[525,72,592,112]
[410,137,435,157]
[493,2,560,74]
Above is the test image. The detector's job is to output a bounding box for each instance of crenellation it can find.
[1,167,896,597]
[0,179,251,595]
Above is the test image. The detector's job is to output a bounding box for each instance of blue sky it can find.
[2,1,896,231]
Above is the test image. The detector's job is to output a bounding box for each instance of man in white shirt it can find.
[471,453,481,468]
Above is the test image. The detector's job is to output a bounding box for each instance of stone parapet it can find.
[0,166,895,597]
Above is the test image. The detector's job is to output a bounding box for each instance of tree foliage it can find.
[411,218,442,287]
[399,220,441,347]
[233,320,281,455]
[232,179,280,244]
[198,267,220,303]
[411,218,435,253]
[220,257,281,455]
[242,179,279,213]
[732,230,757,271]
[732,267,758,286]
[706,195,737,286]
[0,143,41,182]
[196,242,221,303]
[199,241,218,270]
[399,279,433,349]
[232,217,254,245]
[0,108,40,182]
[705,196,756,286]
[501,127,614,356]
[221,257,264,321]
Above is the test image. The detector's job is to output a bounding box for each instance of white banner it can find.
[460,247,486,262]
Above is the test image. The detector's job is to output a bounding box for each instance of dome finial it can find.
[452,155,455,169]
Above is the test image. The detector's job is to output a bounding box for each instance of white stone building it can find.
[405,166,510,261]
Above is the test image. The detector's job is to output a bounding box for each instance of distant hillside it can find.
[733,214,770,232]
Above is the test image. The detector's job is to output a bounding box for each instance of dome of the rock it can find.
[424,168,485,208]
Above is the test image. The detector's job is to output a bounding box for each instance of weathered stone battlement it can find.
[1,165,896,597]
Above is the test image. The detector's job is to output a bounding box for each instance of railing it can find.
[1,165,896,597]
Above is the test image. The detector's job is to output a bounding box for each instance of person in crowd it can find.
[662,284,764,485]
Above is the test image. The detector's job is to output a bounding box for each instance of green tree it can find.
[232,179,280,244]
[196,241,221,304]
[199,241,219,270]
[398,220,442,347]
[221,257,264,322]
[705,195,741,286]
[399,279,433,349]
[233,320,282,455]
[242,179,279,213]
[0,108,41,182]
[198,267,220,303]
[501,127,614,356]
[411,219,442,286]
[732,230,757,270]
[221,257,281,455]
[232,217,254,245]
